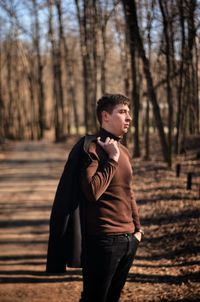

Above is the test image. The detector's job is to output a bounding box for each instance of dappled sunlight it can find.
[0,141,81,301]
[0,140,199,301]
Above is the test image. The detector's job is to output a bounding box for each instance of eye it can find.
[119,110,129,114]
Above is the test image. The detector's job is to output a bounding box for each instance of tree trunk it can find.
[175,0,185,154]
[194,35,199,133]
[187,0,198,134]
[6,39,14,138]
[48,0,64,141]
[55,0,70,134]
[55,0,80,134]
[114,12,131,99]
[131,45,140,158]
[122,0,169,163]
[100,23,106,95]
[0,38,4,141]
[144,98,150,160]
[32,0,45,139]
[122,1,140,157]
[159,0,173,167]
[75,0,97,133]
[144,0,154,161]
[27,55,39,140]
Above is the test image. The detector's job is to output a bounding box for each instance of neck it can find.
[98,127,122,142]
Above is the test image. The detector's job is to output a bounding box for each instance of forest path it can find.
[0,140,199,302]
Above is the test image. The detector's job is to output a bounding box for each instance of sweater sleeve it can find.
[81,144,118,202]
[131,195,141,231]
[131,180,141,231]
[125,148,141,231]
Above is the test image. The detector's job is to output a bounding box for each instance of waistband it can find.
[86,232,134,238]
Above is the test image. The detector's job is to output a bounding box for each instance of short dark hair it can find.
[96,93,130,124]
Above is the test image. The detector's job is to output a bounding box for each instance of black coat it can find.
[46,135,95,273]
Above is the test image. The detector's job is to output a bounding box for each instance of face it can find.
[102,104,132,137]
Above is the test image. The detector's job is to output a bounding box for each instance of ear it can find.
[101,110,110,123]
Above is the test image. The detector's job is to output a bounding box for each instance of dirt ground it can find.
[0,137,199,302]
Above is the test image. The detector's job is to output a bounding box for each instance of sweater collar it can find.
[97,128,122,142]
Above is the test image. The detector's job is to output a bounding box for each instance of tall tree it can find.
[48,0,65,141]
[55,0,79,134]
[75,0,98,132]
[144,0,155,160]
[5,36,14,138]
[175,0,198,153]
[122,0,169,163]
[114,13,131,98]
[186,0,198,135]
[32,0,45,139]
[121,1,140,157]
[158,0,173,167]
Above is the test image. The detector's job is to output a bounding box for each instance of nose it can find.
[126,112,132,121]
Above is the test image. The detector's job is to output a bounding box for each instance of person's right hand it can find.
[134,231,142,242]
[97,137,120,162]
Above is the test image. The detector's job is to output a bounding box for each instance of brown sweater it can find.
[81,128,141,235]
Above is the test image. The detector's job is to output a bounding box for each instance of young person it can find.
[79,93,143,302]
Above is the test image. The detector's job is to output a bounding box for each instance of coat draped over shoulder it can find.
[46,136,95,273]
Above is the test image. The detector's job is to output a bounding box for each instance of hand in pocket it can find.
[134,231,142,242]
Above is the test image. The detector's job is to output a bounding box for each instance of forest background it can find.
[0,0,200,167]
[0,1,200,301]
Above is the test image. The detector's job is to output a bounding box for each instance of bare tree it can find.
[32,0,46,139]
[123,6,140,157]
[0,0,199,162]
[48,0,65,141]
[143,0,156,160]
[75,0,98,132]
[55,0,79,134]
[158,0,173,167]
[175,0,199,153]
[122,0,169,163]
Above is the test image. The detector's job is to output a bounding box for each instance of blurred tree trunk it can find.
[187,0,198,135]
[114,12,131,101]
[100,17,106,95]
[159,0,173,167]
[98,4,107,96]
[131,40,140,158]
[29,16,40,140]
[169,0,180,154]
[144,0,154,161]
[48,0,65,141]
[5,38,14,138]
[175,0,198,153]
[98,1,113,96]
[144,98,150,160]
[32,0,45,139]
[27,54,39,140]
[122,0,169,163]
[14,56,24,139]
[55,0,70,134]
[194,36,199,133]
[122,1,140,157]
[75,0,97,133]
[175,0,185,154]
[56,0,79,134]
[99,1,124,96]
[123,32,131,98]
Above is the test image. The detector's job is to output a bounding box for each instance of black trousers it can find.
[80,233,139,302]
